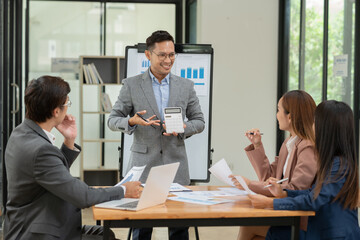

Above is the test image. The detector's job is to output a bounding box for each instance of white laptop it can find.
[95,162,180,211]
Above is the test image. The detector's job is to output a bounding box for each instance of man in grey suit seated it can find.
[108,30,205,240]
[4,75,141,240]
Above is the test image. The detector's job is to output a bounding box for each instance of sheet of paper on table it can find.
[217,187,248,196]
[173,191,228,198]
[169,183,192,192]
[168,195,234,205]
[168,188,244,205]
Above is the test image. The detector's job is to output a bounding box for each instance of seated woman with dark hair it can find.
[249,100,360,239]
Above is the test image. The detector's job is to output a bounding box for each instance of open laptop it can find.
[95,162,180,211]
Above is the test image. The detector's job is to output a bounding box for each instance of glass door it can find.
[1,0,24,214]
[27,0,180,178]
[28,1,103,177]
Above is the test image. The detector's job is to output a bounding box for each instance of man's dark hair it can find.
[25,75,70,123]
[146,30,174,50]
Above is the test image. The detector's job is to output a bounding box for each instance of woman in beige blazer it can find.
[231,90,317,240]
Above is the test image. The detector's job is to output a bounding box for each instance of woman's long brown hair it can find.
[282,90,316,143]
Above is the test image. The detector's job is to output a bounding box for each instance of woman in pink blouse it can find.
[231,90,317,240]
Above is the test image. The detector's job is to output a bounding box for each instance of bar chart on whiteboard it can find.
[133,52,210,97]
[172,54,210,96]
[137,55,151,74]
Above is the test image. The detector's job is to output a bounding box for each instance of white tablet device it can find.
[163,107,184,134]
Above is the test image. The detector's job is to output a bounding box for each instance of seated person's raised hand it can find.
[245,128,262,149]
[229,175,250,190]
[56,114,77,140]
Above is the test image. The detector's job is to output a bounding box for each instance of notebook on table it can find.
[95,162,180,211]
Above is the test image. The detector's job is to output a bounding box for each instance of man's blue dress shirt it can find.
[149,69,170,121]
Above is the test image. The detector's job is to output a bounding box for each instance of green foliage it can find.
[288,1,354,107]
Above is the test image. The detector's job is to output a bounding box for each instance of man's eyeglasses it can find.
[62,99,72,107]
[151,51,177,61]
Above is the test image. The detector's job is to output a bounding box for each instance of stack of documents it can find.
[168,184,249,206]
[169,189,236,205]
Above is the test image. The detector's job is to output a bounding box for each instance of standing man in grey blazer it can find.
[108,30,205,240]
[4,76,141,240]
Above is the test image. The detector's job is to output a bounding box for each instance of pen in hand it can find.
[263,178,289,188]
[249,132,264,135]
[136,113,156,129]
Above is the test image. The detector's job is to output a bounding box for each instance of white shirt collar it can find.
[283,135,298,177]
[42,129,56,145]
[286,135,298,153]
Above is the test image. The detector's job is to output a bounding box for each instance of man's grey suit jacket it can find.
[4,119,124,240]
[108,70,205,185]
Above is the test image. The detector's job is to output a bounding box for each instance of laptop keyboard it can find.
[116,200,139,209]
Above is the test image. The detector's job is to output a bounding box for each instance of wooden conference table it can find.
[92,186,315,240]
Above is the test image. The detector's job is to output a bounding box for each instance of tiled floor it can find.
[82,208,239,240]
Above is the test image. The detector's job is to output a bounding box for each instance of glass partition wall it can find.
[29,1,102,177]
[105,3,176,56]
[279,0,359,154]
[288,0,355,106]
[27,0,178,177]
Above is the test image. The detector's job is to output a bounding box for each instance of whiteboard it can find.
[120,44,213,182]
